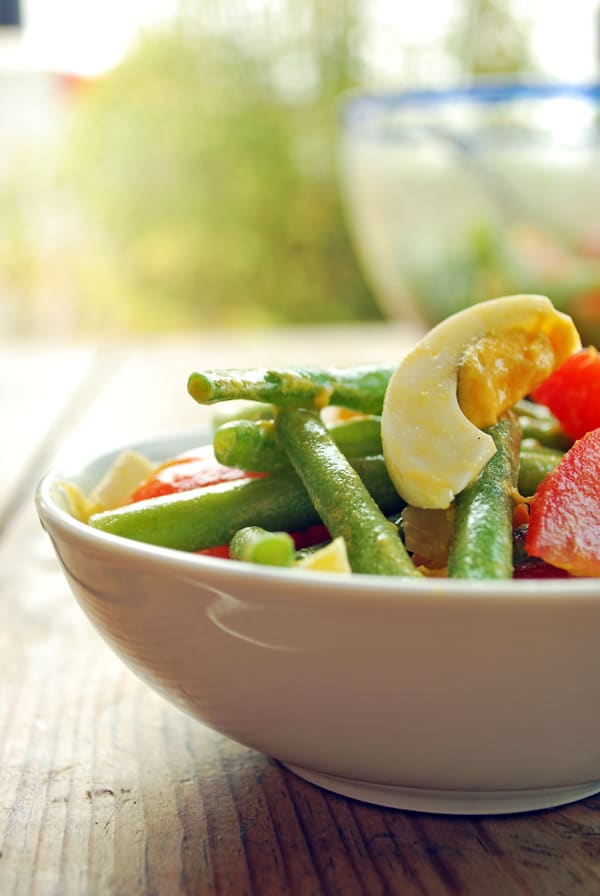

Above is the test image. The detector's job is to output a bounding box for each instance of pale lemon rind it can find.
[296,536,351,574]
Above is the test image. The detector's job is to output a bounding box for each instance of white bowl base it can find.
[282,763,600,815]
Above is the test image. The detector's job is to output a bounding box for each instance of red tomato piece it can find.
[128,444,263,503]
[531,347,600,440]
[525,427,600,577]
[197,544,231,559]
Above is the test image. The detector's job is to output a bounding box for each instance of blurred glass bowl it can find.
[339,81,600,346]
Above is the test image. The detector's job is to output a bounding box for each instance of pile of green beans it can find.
[88,364,569,579]
[213,415,383,473]
[88,455,404,554]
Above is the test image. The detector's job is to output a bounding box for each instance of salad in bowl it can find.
[58,293,598,581]
[36,294,600,814]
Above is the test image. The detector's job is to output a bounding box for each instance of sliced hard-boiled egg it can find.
[381,294,580,509]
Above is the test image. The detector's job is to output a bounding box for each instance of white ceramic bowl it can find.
[36,430,600,815]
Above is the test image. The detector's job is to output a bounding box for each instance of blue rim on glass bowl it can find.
[341,80,600,131]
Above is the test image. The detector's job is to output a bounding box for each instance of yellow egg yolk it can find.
[457,302,580,430]
[457,329,555,429]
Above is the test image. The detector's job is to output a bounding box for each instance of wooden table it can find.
[3,323,600,895]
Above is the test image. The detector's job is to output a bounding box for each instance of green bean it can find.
[448,412,521,580]
[275,408,420,577]
[89,455,404,552]
[214,419,285,472]
[515,398,556,421]
[518,418,572,452]
[229,526,296,567]
[518,446,563,497]
[516,398,572,451]
[211,401,273,430]
[214,415,382,473]
[188,365,395,414]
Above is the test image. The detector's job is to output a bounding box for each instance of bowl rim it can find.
[340,79,600,116]
[35,428,600,604]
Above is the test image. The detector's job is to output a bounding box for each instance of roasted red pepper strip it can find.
[513,561,570,579]
[128,445,263,503]
[290,523,330,550]
[198,544,232,559]
[525,427,600,577]
[531,347,600,440]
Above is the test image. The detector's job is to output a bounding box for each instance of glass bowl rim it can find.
[340,80,600,133]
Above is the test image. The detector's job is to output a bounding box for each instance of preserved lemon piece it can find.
[296,536,351,573]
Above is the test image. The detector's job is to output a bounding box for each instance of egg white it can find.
[381,294,580,509]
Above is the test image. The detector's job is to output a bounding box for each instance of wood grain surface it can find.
[3,324,600,896]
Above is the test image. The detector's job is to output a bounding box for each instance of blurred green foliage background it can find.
[0,0,536,336]
[57,2,380,332]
